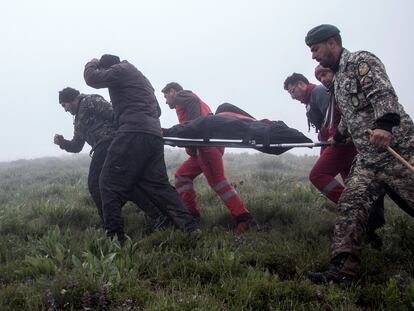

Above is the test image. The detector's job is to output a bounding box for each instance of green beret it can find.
[305,24,340,46]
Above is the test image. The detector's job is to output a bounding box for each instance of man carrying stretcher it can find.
[162,82,256,234]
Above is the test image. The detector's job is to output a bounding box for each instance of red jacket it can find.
[174,90,212,123]
[173,90,214,156]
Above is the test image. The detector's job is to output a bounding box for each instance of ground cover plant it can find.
[0,150,413,310]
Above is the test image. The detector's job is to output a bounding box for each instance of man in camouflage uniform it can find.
[54,87,168,231]
[304,24,414,284]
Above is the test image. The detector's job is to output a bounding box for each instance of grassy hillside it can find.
[0,150,413,310]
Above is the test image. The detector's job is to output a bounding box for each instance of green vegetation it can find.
[0,150,413,310]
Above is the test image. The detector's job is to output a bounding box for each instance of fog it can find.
[1,0,413,161]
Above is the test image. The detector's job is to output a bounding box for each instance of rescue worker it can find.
[305,24,414,284]
[283,73,357,204]
[284,70,386,247]
[54,87,169,231]
[161,82,256,234]
[84,55,198,242]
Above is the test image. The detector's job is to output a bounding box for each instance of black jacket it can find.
[84,60,162,137]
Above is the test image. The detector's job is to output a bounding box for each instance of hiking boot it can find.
[234,213,258,235]
[306,253,358,286]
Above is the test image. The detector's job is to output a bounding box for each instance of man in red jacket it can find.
[162,82,256,234]
[310,66,359,204]
[284,72,357,203]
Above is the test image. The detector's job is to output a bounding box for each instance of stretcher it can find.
[164,136,329,151]
[162,103,414,218]
[162,109,328,155]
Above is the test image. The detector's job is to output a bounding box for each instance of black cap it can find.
[305,24,340,46]
[162,82,183,93]
[99,54,120,69]
[59,87,80,104]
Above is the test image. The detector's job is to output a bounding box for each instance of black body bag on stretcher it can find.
[163,103,312,155]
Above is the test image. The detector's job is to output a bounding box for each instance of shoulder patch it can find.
[351,96,359,107]
[361,76,373,89]
[358,62,370,76]
[346,63,357,73]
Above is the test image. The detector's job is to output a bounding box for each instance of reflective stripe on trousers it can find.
[213,180,238,201]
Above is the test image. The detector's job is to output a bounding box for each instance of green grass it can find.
[0,151,413,310]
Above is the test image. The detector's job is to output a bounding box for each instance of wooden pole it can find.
[367,129,414,175]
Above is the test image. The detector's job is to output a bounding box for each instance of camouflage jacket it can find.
[59,94,115,153]
[334,49,414,166]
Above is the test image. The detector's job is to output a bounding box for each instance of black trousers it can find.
[99,132,198,240]
[359,187,409,234]
[88,140,110,221]
[88,139,168,228]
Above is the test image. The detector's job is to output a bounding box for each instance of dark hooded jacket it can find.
[84,60,162,137]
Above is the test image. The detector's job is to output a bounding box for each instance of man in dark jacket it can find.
[162,82,256,234]
[84,55,198,242]
[54,87,168,231]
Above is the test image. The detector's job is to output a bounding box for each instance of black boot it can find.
[306,253,357,286]
[234,213,258,235]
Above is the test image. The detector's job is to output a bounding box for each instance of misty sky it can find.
[1,0,413,161]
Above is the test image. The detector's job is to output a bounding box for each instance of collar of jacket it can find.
[335,48,350,73]
[73,94,86,116]
[304,83,316,104]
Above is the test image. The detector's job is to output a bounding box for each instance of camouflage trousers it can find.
[332,151,414,261]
